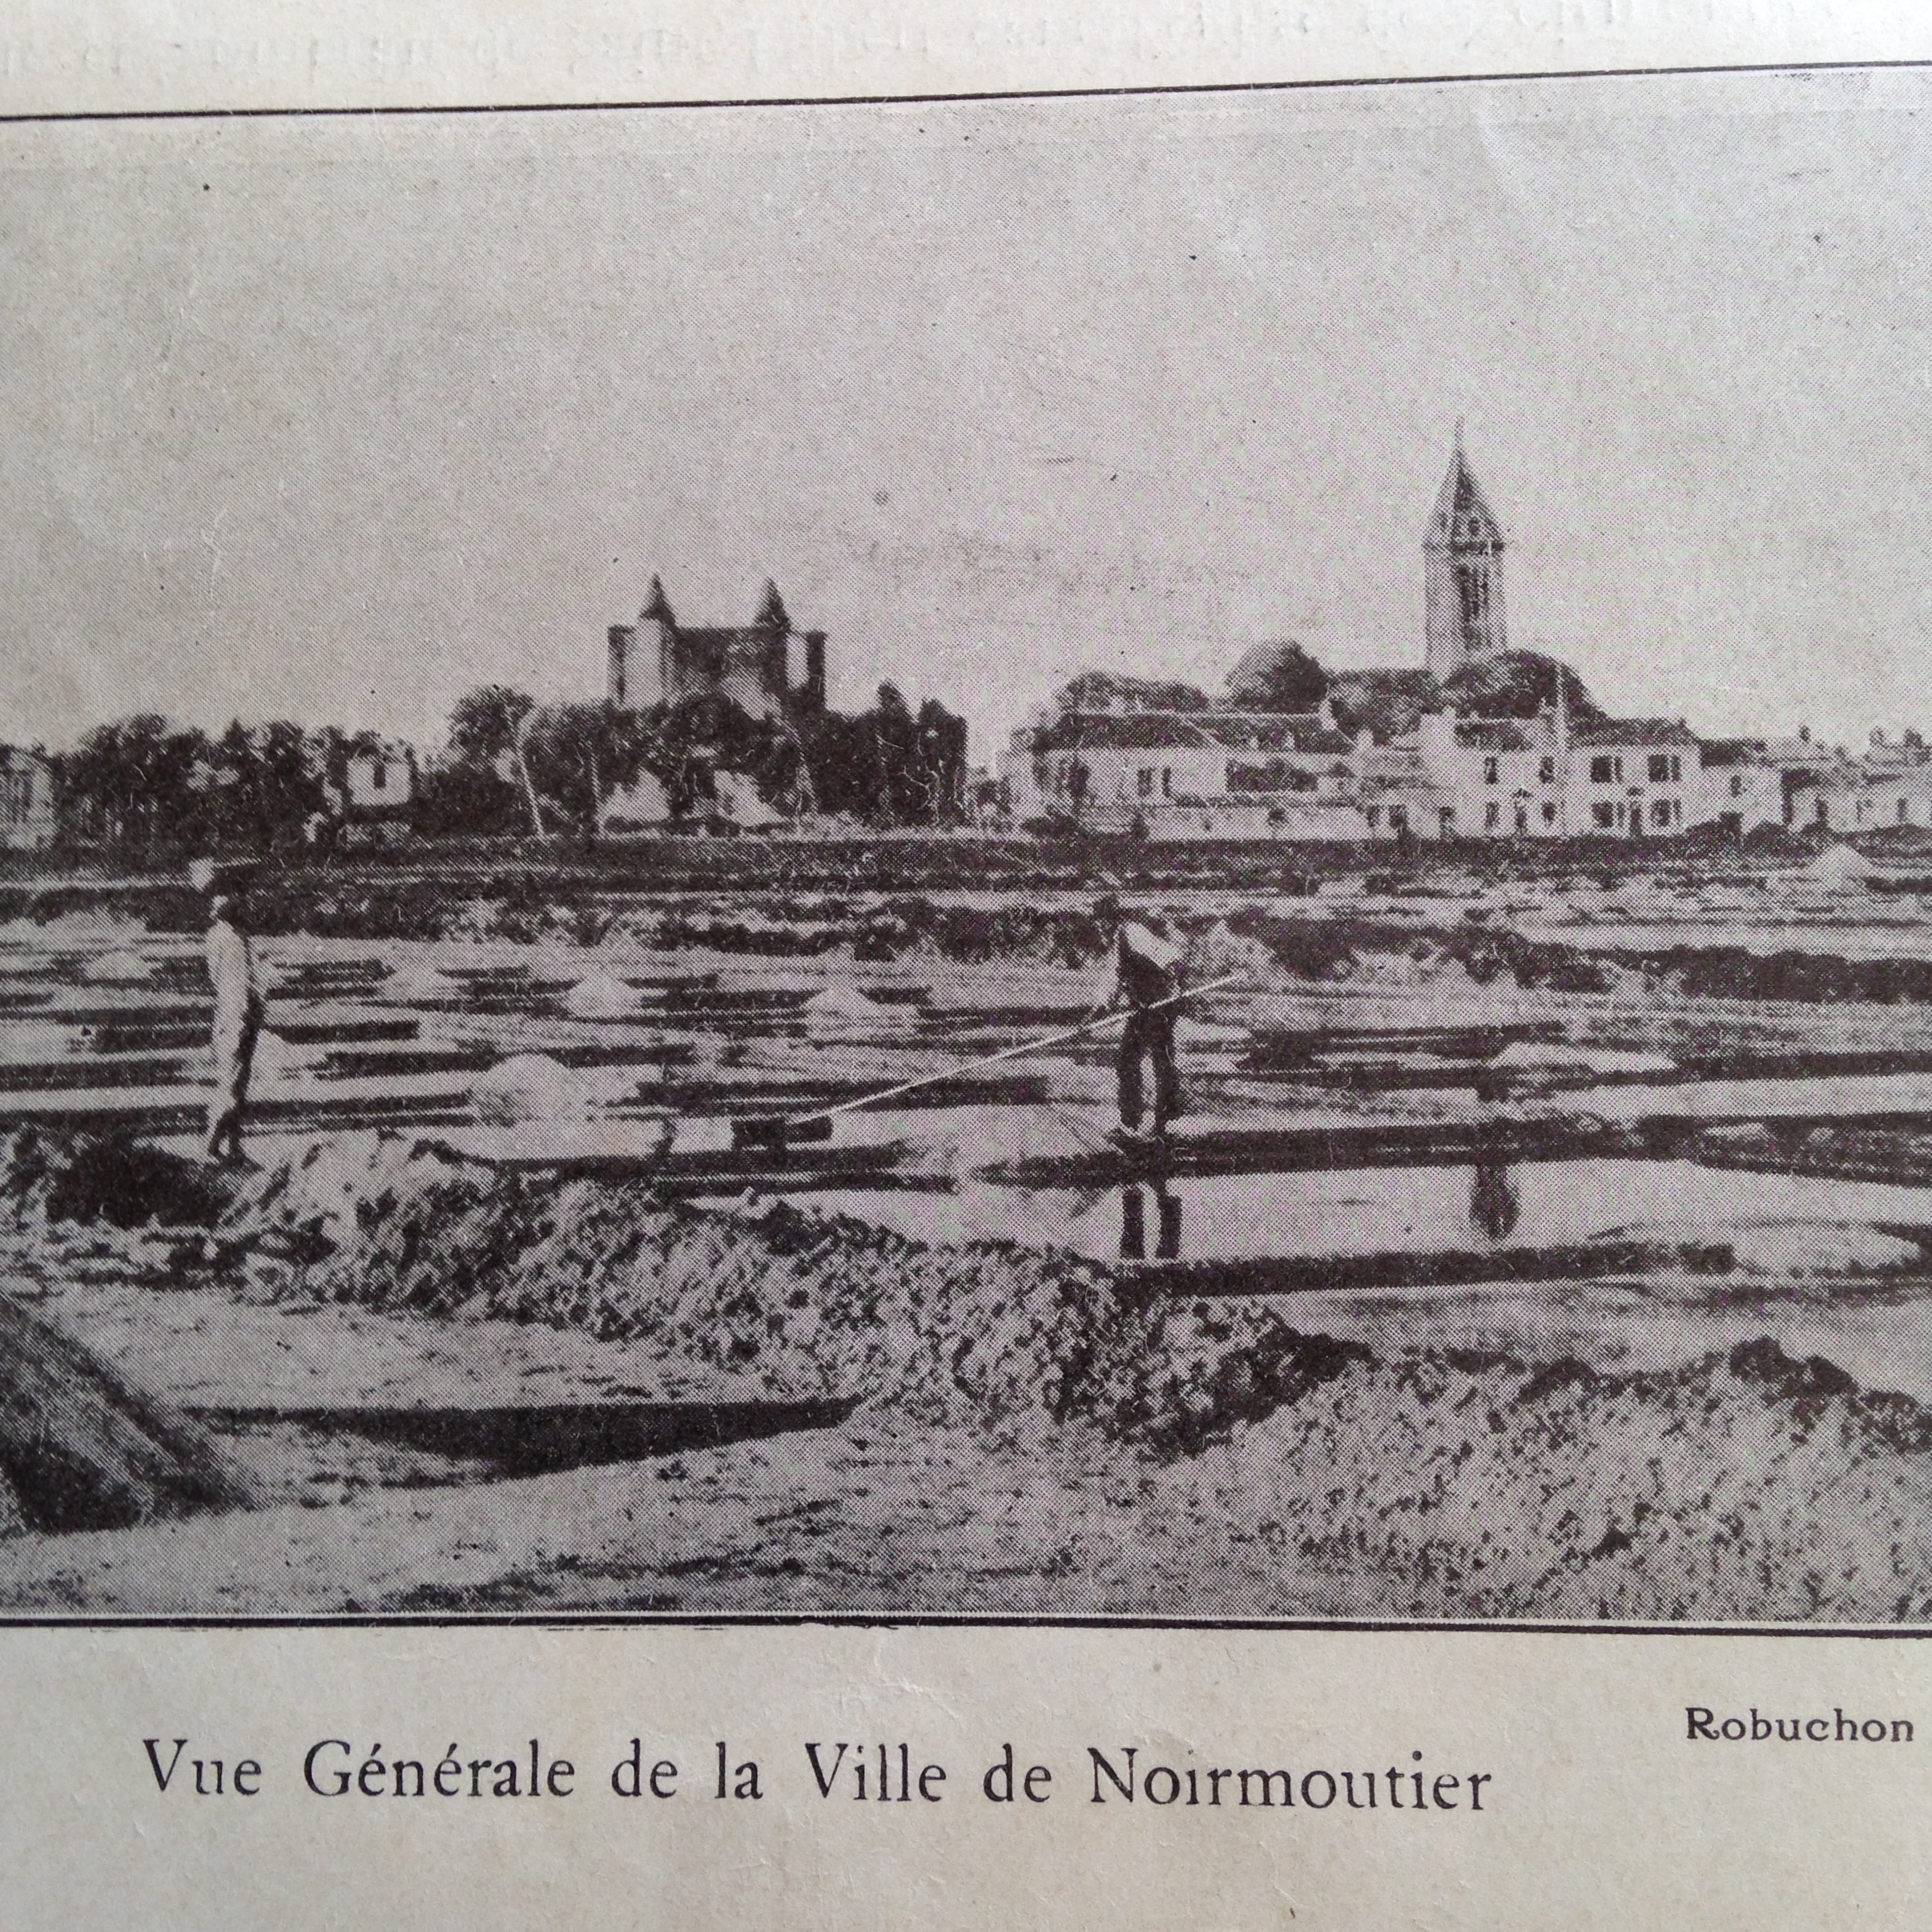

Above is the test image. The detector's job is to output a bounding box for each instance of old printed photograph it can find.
[2,68,1930,1620]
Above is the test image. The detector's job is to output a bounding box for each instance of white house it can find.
[1785,754,1932,835]
[0,747,55,851]
[1693,740,1787,836]
[1356,742,1459,840]
[1564,718,1701,838]
[1006,706,1369,835]
[1405,710,1567,838]
[328,735,417,844]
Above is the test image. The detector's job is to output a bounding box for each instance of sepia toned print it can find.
[6,70,1932,1621]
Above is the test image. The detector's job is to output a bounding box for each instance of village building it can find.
[0,747,56,851]
[1695,739,1788,835]
[1406,710,1564,839]
[1007,706,1371,839]
[325,734,417,846]
[1564,718,1702,838]
[1006,433,1932,847]
[1782,742,1932,835]
[1354,742,1456,840]
[607,578,827,722]
[1781,729,1932,835]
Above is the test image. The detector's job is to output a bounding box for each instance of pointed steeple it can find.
[1426,441,1503,555]
[755,579,790,632]
[1423,433,1508,679]
[641,575,674,626]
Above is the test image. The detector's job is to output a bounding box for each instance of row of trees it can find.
[58,717,349,856]
[50,682,972,855]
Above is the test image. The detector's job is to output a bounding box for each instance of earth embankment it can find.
[171,1134,1932,1619]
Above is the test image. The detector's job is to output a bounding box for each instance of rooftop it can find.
[1572,717,1700,748]
[1453,721,1540,751]
[1028,710,1352,755]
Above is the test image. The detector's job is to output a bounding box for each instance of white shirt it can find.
[207,919,259,1035]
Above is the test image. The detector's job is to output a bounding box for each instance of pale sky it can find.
[5,66,1932,762]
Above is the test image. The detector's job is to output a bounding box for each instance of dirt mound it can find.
[0,1129,231,1230]
[0,1292,251,1535]
[206,1137,1363,1450]
[210,1138,1932,1617]
[18,1129,1932,1612]
[1205,1338,1932,1619]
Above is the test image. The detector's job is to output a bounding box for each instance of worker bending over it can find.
[1093,898,1185,1142]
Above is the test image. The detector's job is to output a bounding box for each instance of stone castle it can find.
[607,578,827,722]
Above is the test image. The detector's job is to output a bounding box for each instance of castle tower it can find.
[754,579,790,634]
[1424,429,1507,681]
[610,575,677,711]
[640,575,678,706]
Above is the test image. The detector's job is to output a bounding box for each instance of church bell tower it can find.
[1424,427,1507,680]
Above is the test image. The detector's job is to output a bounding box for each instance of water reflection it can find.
[1120,1181,1182,1261]
[1468,1160,1521,1242]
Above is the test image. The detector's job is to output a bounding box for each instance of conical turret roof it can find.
[755,579,790,631]
[640,575,674,625]
[1426,442,1503,553]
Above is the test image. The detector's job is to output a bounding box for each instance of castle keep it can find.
[607,578,827,722]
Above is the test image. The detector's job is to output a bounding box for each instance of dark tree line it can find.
[50,674,971,854]
[797,684,967,826]
[56,716,348,857]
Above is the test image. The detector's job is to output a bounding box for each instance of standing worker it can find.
[1091,896,1185,1143]
[202,883,266,1167]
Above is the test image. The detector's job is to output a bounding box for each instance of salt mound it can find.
[1802,843,1878,888]
[81,949,154,984]
[563,972,650,1020]
[803,984,910,1036]
[471,1053,590,1125]
[388,964,467,1003]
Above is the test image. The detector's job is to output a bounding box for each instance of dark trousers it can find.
[1116,1007,1181,1132]
[204,1012,260,1165]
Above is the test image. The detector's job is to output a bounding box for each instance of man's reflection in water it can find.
[1121,1182,1184,1261]
[1469,1159,1521,1242]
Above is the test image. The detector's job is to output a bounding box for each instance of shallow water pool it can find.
[808,1157,1932,1267]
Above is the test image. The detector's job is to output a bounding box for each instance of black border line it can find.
[4,52,1930,1633]
[0,55,1928,127]
[0,1615,1929,1636]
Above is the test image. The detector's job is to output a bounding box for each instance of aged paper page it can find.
[6,3,1932,1926]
